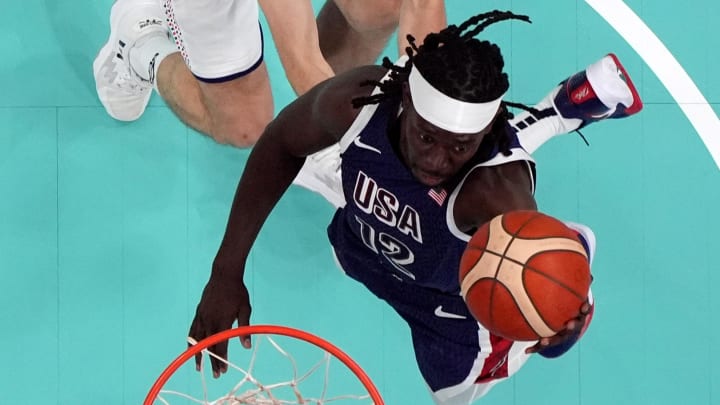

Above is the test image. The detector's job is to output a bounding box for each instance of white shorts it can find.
[163,0,263,82]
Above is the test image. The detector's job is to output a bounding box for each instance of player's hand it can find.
[525,301,592,354]
[188,275,252,378]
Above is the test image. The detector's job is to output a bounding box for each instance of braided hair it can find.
[353,10,541,156]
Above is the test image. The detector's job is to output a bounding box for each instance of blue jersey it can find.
[326,94,537,395]
[328,96,535,294]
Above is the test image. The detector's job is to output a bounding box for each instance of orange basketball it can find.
[459,210,591,341]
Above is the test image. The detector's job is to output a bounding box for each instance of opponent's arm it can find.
[398,0,446,53]
[259,0,335,95]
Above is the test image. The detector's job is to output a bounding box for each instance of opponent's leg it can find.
[154,52,272,146]
[94,0,273,147]
[316,0,401,74]
[513,53,643,154]
[160,0,273,146]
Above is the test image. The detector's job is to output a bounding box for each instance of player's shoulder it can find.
[453,160,537,231]
[464,159,534,194]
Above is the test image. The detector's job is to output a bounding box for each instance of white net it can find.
[150,331,378,405]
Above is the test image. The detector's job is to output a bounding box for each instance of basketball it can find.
[459,210,591,341]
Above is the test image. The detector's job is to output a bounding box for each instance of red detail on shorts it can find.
[475,334,512,383]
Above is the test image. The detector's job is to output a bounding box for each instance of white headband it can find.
[408,65,505,134]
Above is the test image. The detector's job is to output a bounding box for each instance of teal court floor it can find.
[1,1,720,404]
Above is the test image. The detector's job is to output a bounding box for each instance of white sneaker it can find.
[293,144,345,208]
[93,0,168,121]
[514,54,642,154]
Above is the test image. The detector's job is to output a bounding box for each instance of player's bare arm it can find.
[212,66,386,276]
[190,65,387,376]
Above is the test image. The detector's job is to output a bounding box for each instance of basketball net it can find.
[145,325,384,405]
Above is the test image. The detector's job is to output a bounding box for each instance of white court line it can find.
[585,0,720,170]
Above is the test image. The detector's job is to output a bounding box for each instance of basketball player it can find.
[186,11,642,405]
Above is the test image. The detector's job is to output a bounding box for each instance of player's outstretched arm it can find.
[188,66,385,377]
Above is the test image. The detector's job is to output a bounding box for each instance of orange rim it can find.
[144,325,384,405]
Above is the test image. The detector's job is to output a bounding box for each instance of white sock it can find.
[512,86,583,154]
[128,31,179,90]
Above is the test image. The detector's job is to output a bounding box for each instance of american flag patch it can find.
[428,188,447,206]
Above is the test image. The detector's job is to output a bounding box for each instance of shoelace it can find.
[106,48,149,93]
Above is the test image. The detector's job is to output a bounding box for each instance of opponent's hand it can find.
[525,301,592,354]
[188,276,252,377]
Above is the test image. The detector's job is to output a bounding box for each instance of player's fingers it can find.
[565,319,578,332]
[580,301,591,315]
[188,317,204,371]
[525,338,550,354]
[237,304,252,349]
[209,340,229,378]
[194,351,203,372]
[240,334,252,349]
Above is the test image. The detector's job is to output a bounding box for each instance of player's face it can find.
[399,100,495,187]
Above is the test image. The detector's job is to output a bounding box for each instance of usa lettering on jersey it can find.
[351,171,423,280]
[352,171,423,243]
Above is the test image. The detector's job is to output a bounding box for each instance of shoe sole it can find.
[607,53,643,115]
